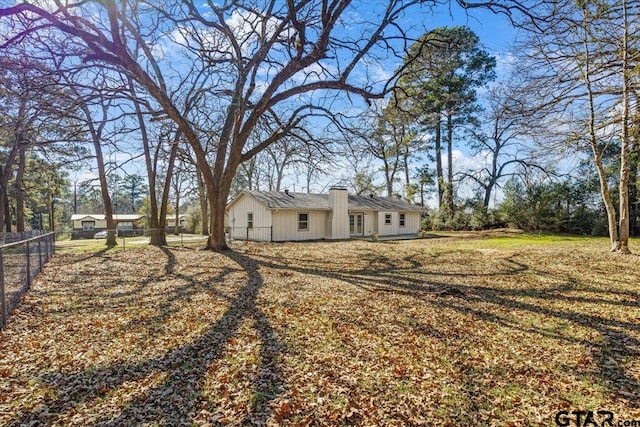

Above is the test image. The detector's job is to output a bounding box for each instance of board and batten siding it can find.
[376,211,421,236]
[403,211,421,234]
[272,210,327,241]
[228,194,273,241]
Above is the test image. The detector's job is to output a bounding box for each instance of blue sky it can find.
[300,3,523,203]
[65,1,521,208]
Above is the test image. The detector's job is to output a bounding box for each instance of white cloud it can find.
[495,52,516,77]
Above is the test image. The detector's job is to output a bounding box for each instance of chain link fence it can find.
[0,231,55,329]
[228,226,272,242]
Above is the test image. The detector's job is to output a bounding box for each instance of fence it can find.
[0,231,55,329]
[228,226,272,242]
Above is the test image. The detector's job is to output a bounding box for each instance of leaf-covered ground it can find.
[1,234,639,426]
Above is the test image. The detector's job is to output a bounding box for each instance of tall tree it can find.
[395,26,496,215]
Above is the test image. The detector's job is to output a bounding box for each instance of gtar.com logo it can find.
[555,410,614,427]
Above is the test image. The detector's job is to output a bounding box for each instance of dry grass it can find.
[1,233,639,426]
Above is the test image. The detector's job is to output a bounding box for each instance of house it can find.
[226,187,423,242]
[166,214,187,233]
[70,214,145,239]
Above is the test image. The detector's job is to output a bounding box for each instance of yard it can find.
[1,232,639,426]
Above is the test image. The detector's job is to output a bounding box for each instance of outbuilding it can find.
[69,214,145,239]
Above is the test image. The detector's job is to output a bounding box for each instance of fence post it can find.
[37,238,42,274]
[0,251,6,329]
[25,240,31,288]
[44,233,50,261]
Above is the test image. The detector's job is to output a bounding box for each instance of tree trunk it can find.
[129,78,167,246]
[628,98,638,237]
[1,135,21,233]
[484,145,500,209]
[2,189,10,233]
[383,157,393,197]
[196,169,208,235]
[77,100,117,246]
[14,144,26,233]
[618,0,631,254]
[206,186,229,251]
[445,113,455,216]
[157,138,179,245]
[434,114,444,208]
[629,146,638,237]
[580,6,619,251]
[0,166,5,234]
[49,197,55,231]
[174,188,180,235]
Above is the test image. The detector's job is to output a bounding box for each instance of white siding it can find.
[402,211,421,234]
[375,211,421,236]
[272,210,327,241]
[351,211,377,236]
[377,212,398,236]
[327,189,349,239]
[228,194,273,241]
[73,219,107,230]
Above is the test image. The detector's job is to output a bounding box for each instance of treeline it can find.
[0,1,638,253]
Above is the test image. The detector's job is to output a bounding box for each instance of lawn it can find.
[1,233,639,426]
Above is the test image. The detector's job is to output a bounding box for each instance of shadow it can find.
[9,248,285,426]
[248,246,640,406]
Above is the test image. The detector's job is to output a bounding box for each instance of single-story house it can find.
[226,187,423,242]
[70,214,145,239]
[166,214,187,233]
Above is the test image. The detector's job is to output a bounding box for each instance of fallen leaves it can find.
[0,235,639,425]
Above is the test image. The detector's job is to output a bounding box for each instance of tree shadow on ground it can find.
[252,248,640,407]
[9,248,285,426]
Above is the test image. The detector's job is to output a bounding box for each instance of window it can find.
[399,213,406,228]
[298,213,309,231]
[82,221,95,231]
[247,212,253,229]
[384,213,392,225]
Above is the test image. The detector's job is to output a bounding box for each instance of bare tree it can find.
[0,0,432,251]
[460,80,547,209]
[514,0,640,253]
[0,52,79,233]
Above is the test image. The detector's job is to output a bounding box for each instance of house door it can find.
[349,213,364,236]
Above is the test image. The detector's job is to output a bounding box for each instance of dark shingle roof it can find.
[247,191,330,210]
[348,194,423,211]
[235,190,423,212]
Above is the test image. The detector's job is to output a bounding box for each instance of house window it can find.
[82,221,95,231]
[298,213,309,231]
[247,212,253,229]
[399,213,406,228]
[385,213,392,225]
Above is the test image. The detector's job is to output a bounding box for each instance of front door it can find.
[349,213,364,236]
